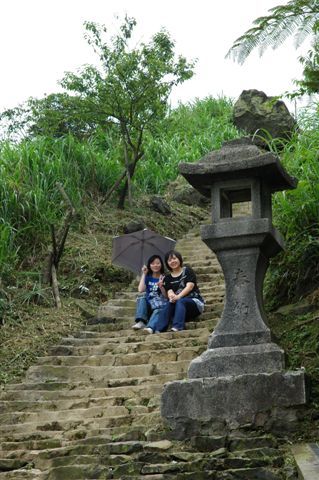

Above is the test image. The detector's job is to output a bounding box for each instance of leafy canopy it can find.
[60,17,194,155]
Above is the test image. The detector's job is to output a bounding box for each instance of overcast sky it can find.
[0,0,310,113]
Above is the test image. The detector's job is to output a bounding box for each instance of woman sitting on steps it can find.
[150,250,205,333]
[132,255,168,331]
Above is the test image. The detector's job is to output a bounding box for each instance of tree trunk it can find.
[123,142,132,207]
[117,150,144,209]
[101,170,126,205]
[51,264,62,309]
[117,160,138,209]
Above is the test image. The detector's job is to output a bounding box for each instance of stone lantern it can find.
[161,138,306,435]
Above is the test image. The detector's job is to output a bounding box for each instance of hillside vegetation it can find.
[0,95,319,421]
[0,96,237,384]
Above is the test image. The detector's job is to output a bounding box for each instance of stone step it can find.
[176,242,212,249]
[0,423,162,446]
[29,452,283,479]
[96,309,221,327]
[0,402,157,426]
[99,293,224,310]
[0,469,43,479]
[178,250,214,257]
[0,411,162,435]
[196,273,224,283]
[98,301,221,320]
[291,443,319,479]
[0,395,121,413]
[1,384,162,414]
[177,252,215,260]
[0,383,164,403]
[46,336,208,357]
[41,464,112,479]
[86,312,218,332]
[4,370,186,392]
[1,439,283,477]
[35,345,204,367]
[0,437,63,453]
[112,284,225,301]
[0,394,162,420]
[58,327,210,345]
[24,359,191,383]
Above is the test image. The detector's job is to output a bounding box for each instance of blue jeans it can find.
[156,298,200,331]
[135,294,165,331]
[135,293,149,323]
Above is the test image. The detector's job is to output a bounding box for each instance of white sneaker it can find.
[132,320,146,330]
[171,327,179,332]
[144,327,153,334]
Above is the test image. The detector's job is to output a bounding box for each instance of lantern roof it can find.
[179,138,297,198]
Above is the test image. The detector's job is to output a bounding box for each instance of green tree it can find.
[226,0,319,94]
[0,93,102,141]
[60,17,195,208]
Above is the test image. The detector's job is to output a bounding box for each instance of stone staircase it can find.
[0,229,288,479]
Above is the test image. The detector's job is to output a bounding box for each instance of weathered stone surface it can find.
[145,440,172,450]
[215,467,282,479]
[161,371,306,430]
[171,184,210,207]
[233,89,297,143]
[179,138,297,199]
[190,435,226,451]
[150,196,171,215]
[229,435,277,452]
[0,458,29,472]
[188,343,284,378]
[124,218,146,233]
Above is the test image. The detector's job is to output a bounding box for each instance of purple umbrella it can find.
[112,229,176,274]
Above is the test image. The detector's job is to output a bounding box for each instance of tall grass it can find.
[0,96,238,278]
[135,96,239,192]
[0,134,122,276]
[266,105,319,305]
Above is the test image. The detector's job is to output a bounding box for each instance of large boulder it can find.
[124,218,146,234]
[168,178,210,208]
[233,89,297,143]
[150,195,171,215]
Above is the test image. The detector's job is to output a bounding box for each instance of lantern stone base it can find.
[161,370,307,439]
[188,343,285,378]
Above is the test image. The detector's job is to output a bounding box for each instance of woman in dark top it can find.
[155,250,204,332]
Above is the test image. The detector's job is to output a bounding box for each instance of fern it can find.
[226,0,319,64]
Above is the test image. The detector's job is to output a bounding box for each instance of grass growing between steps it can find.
[0,195,209,386]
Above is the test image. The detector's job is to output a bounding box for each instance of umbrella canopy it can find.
[112,229,176,274]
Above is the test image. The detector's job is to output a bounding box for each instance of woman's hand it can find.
[138,265,148,293]
[168,290,179,303]
[158,274,165,289]
[168,282,194,302]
